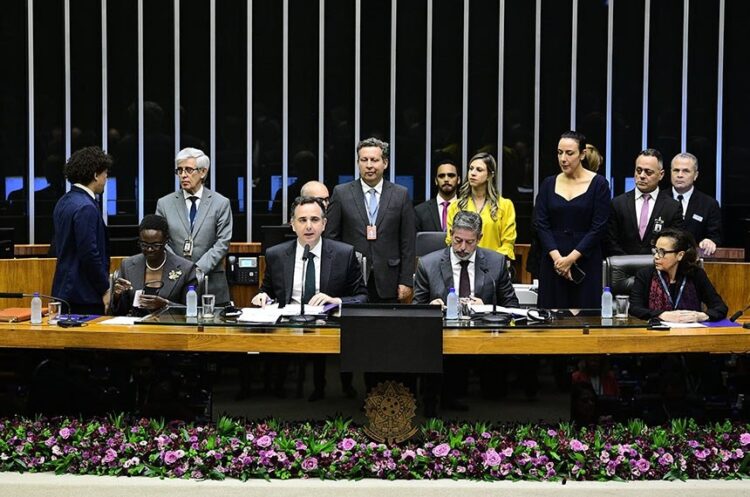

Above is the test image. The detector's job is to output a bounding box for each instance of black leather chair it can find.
[601,255,653,296]
[416,231,448,257]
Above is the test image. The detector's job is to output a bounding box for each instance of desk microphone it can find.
[0,292,81,327]
[730,303,750,323]
[290,244,315,323]
[480,267,508,324]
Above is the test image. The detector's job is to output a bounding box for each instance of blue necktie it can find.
[188,196,198,229]
[367,188,378,225]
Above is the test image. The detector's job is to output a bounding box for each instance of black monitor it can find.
[0,227,14,259]
[340,303,443,374]
[260,225,295,253]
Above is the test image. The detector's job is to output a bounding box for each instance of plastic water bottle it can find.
[186,286,198,317]
[446,287,459,319]
[601,286,613,318]
[30,292,43,324]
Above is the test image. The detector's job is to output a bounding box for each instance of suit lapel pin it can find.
[653,216,664,233]
[168,269,183,281]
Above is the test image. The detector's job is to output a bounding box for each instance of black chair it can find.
[601,255,653,296]
[416,231,448,257]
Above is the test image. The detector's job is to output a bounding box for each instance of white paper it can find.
[469,305,529,317]
[658,321,707,328]
[238,305,284,323]
[99,316,141,325]
[278,304,326,316]
[132,289,144,308]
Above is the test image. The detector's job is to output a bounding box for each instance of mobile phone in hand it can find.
[570,263,586,284]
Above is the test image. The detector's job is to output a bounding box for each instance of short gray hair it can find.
[452,210,483,236]
[356,137,389,163]
[175,147,210,170]
[671,152,698,171]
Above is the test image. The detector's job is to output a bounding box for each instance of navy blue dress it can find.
[535,174,611,308]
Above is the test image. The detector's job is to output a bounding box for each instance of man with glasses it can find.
[156,148,233,304]
[606,148,683,256]
[300,180,330,210]
[414,158,461,232]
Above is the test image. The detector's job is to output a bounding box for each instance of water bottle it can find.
[446,287,459,319]
[601,286,613,318]
[30,292,43,324]
[186,286,198,317]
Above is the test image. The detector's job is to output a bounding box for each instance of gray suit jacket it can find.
[112,252,198,316]
[155,187,233,304]
[325,179,416,300]
[413,247,519,307]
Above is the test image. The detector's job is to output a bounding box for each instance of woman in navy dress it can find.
[535,131,611,308]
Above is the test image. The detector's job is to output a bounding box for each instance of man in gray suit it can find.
[156,148,233,304]
[414,210,518,307]
[325,137,416,302]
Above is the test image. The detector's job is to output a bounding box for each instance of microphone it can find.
[0,293,81,327]
[480,267,508,324]
[730,303,750,323]
[290,244,315,323]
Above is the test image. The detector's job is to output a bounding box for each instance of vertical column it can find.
[137,0,144,219]
[318,0,325,182]
[424,0,433,199]
[715,0,725,204]
[461,0,469,175]
[27,0,36,243]
[246,0,254,239]
[680,0,689,151]
[533,0,541,198]
[497,0,505,194]
[605,0,614,190]
[354,0,361,174]
[282,0,289,221]
[102,0,109,221]
[570,0,578,130]
[641,0,651,149]
[64,0,71,162]
[174,0,181,191]
[389,0,397,182]
[210,0,216,188]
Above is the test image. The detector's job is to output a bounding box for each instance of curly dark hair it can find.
[63,146,113,185]
[655,227,700,276]
[138,214,170,238]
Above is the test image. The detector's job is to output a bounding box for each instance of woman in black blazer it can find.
[629,228,727,322]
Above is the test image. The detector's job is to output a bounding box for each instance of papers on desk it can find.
[99,316,141,325]
[238,303,327,323]
[470,305,529,317]
[658,321,707,328]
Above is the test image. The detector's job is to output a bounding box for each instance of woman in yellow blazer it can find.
[445,152,517,260]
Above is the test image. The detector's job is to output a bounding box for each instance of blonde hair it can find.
[457,152,501,221]
[584,144,602,173]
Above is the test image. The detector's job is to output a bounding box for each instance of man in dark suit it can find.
[156,148,233,304]
[414,210,519,414]
[670,153,722,256]
[606,148,683,256]
[51,147,112,314]
[414,159,460,232]
[325,137,416,302]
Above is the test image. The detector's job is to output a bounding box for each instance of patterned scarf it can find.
[648,270,701,312]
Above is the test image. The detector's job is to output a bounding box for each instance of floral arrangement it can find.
[1,415,750,481]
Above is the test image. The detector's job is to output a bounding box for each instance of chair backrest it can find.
[416,231,448,257]
[601,255,654,296]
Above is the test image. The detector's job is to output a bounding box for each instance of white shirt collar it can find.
[450,248,477,267]
[296,238,323,259]
[436,195,457,205]
[183,186,204,200]
[360,178,384,195]
[73,183,96,200]
[635,188,657,200]
[672,186,694,199]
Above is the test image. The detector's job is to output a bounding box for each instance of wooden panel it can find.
[15,243,261,258]
[704,262,750,318]
[705,247,745,262]
[1,319,749,355]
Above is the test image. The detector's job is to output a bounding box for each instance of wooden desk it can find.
[1,319,748,355]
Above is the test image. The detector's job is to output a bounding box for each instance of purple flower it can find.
[481,432,491,439]
[301,457,318,471]
[694,448,711,460]
[164,450,181,465]
[401,449,416,460]
[295,440,308,451]
[432,443,450,457]
[483,449,502,467]
[547,429,558,437]
[522,440,538,448]
[59,427,72,440]
[740,433,750,446]
[256,435,273,448]
[658,453,674,466]
[464,436,475,445]
[502,447,513,458]
[687,440,699,448]
[570,439,588,452]
[635,458,650,472]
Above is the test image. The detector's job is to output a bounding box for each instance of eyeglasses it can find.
[315,196,329,204]
[138,240,167,251]
[174,167,203,176]
[651,247,679,258]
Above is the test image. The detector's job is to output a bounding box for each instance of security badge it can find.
[183,238,194,258]
[366,225,377,240]
[653,216,664,233]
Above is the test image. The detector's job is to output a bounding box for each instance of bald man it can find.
[300,181,330,210]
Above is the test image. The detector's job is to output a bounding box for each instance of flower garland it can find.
[1,416,749,482]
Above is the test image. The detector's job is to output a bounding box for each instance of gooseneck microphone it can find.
[289,244,316,323]
[480,267,508,324]
[730,303,750,323]
[0,293,81,327]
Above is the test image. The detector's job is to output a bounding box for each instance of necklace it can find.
[146,255,167,271]
[472,195,486,213]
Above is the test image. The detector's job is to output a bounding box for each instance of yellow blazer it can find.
[445,196,517,260]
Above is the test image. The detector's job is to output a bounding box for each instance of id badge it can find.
[366,225,377,240]
[183,238,193,258]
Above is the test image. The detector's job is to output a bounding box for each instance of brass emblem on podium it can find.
[363,381,418,444]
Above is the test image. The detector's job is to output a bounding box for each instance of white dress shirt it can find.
[435,195,457,228]
[672,186,694,218]
[290,239,323,304]
[634,188,656,224]
[183,186,204,213]
[360,178,383,223]
[73,183,96,200]
[449,249,477,296]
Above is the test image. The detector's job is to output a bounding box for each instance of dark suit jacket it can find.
[325,180,416,299]
[413,247,519,307]
[676,189,722,245]
[606,189,683,256]
[260,238,368,306]
[112,252,198,316]
[414,198,444,232]
[51,186,110,306]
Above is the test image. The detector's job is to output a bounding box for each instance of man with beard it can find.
[414,159,461,232]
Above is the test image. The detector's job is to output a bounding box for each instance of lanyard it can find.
[656,271,687,310]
